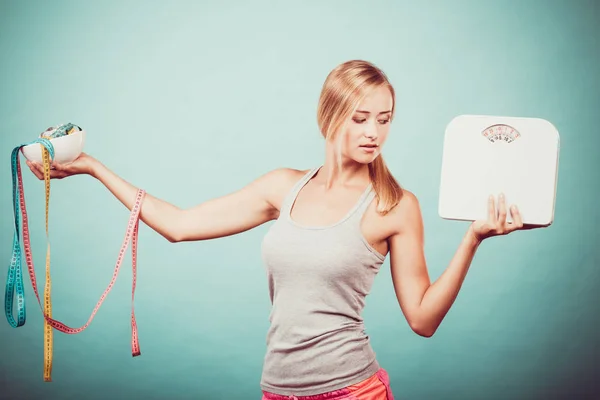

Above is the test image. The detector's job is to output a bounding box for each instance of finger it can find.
[497,193,507,227]
[52,161,74,175]
[488,194,496,222]
[508,205,524,232]
[53,171,68,180]
[28,162,44,180]
[504,205,522,234]
[31,167,43,180]
[31,161,60,180]
[28,161,71,180]
[521,223,540,230]
[26,161,38,175]
[36,162,52,177]
[50,165,69,178]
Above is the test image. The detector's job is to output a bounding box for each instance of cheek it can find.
[378,126,391,143]
[344,125,363,144]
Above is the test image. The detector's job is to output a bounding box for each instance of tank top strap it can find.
[280,166,321,216]
[346,184,376,225]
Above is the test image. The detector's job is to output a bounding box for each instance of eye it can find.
[378,119,390,124]
[353,118,366,124]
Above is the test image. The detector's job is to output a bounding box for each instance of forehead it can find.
[356,86,393,111]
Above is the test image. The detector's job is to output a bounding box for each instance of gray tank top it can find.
[260,166,387,397]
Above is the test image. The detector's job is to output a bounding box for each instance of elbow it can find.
[409,319,438,338]
[164,228,183,243]
[166,230,184,243]
[165,210,186,243]
[413,327,436,338]
[166,235,179,243]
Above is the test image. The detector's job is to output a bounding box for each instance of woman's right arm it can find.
[27,153,289,243]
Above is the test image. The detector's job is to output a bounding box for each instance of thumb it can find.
[51,160,67,171]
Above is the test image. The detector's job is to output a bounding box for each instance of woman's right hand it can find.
[26,152,96,180]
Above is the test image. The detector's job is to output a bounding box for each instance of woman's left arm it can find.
[388,191,530,337]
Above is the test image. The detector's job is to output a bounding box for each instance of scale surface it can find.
[438,115,560,226]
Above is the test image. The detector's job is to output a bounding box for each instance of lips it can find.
[360,144,378,148]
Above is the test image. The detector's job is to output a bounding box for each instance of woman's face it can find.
[342,85,393,164]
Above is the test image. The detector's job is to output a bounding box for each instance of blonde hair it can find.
[316,59,403,215]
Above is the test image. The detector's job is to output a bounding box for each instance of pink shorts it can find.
[261,368,394,400]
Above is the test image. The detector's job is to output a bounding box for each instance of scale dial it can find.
[482,124,521,143]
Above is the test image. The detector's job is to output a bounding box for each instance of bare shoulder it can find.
[257,167,310,215]
[382,188,423,237]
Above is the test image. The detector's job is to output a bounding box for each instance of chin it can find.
[352,153,379,164]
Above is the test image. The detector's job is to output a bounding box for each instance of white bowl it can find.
[21,130,86,164]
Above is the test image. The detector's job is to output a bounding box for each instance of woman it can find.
[26,60,533,399]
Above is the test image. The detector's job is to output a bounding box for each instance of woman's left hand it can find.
[470,193,538,242]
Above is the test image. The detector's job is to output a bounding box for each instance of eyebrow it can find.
[355,110,392,115]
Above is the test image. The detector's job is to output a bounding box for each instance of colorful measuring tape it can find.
[5,126,146,382]
[40,122,82,139]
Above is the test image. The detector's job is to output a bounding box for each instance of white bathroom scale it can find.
[438,115,560,226]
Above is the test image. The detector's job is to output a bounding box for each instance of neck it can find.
[316,144,371,190]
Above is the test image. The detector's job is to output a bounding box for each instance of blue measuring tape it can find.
[5,137,54,328]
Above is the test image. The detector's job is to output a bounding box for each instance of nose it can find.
[363,121,378,139]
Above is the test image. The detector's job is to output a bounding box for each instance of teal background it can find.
[1,0,598,399]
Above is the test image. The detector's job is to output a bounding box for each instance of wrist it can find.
[466,225,483,247]
[86,156,102,179]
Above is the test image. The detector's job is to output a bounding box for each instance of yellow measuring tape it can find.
[42,146,53,381]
